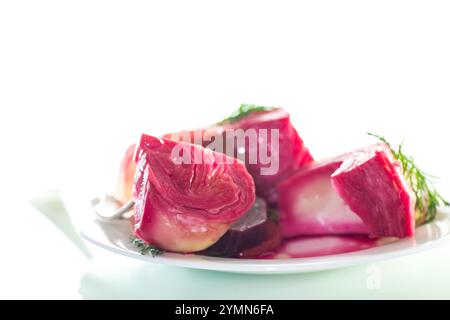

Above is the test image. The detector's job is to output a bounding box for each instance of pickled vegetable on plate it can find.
[132,134,256,253]
[203,198,281,258]
[164,104,313,205]
[260,235,377,259]
[278,143,416,239]
[114,143,136,204]
[277,157,369,238]
[331,143,416,238]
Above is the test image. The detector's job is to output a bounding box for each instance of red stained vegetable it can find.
[114,144,136,204]
[224,108,313,204]
[132,134,256,253]
[165,107,313,204]
[277,158,369,238]
[202,198,281,258]
[260,235,377,259]
[331,143,416,238]
[278,143,416,239]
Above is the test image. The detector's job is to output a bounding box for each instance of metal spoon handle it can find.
[94,198,135,221]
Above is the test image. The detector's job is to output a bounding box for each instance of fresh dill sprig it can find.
[368,133,449,224]
[218,104,275,124]
[129,236,164,257]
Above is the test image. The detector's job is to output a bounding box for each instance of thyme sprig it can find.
[218,104,275,124]
[130,236,164,257]
[368,133,449,224]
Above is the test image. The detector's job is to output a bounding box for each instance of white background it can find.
[1,1,450,298]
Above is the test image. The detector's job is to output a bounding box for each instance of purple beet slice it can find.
[203,198,281,258]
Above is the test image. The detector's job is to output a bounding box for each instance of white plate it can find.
[62,191,450,274]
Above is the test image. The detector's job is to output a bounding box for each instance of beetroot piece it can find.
[260,235,377,259]
[164,105,313,204]
[278,143,416,239]
[132,134,256,253]
[203,198,281,258]
[331,143,416,238]
[278,158,369,238]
